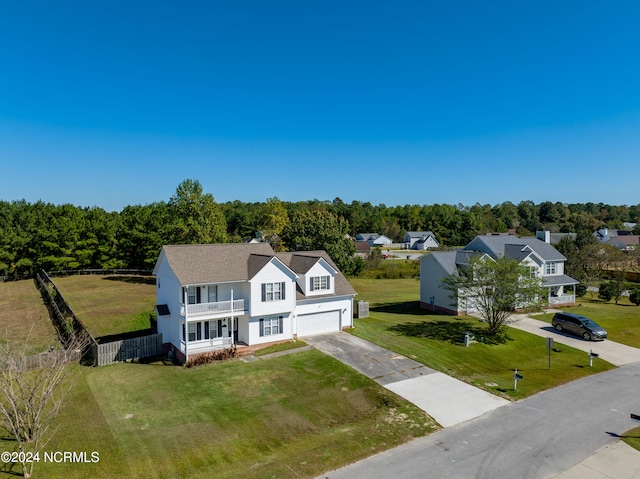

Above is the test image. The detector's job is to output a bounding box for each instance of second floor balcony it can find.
[181,299,246,317]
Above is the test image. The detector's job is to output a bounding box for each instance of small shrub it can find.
[630,288,640,306]
[598,282,614,302]
[575,284,587,297]
[184,346,238,367]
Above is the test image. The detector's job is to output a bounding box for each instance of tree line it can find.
[1,179,639,278]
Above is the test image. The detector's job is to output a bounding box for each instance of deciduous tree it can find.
[442,256,545,335]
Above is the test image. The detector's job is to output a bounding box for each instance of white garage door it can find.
[297,310,341,337]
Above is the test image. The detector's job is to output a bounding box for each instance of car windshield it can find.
[581,319,600,328]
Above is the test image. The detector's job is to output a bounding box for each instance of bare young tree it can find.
[0,330,91,478]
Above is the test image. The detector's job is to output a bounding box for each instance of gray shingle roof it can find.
[276,251,357,298]
[155,244,357,299]
[156,243,276,284]
[466,235,566,262]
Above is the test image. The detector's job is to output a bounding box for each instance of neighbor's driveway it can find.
[304,333,509,428]
[509,314,640,366]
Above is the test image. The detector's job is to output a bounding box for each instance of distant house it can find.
[607,235,640,251]
[153,243,356,363]
[420,234,578,315]
[355,233,392,247]
[535,231,576,245]
[404,231,439,250]
[354,241,371,259]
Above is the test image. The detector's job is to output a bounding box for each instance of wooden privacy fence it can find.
[92,333,163,366]
[0,349,81,372]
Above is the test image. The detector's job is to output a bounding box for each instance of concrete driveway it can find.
[304,332,509,428]
[510,313,640,366]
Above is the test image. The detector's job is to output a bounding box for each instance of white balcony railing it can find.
[182,299,246,317]
[548,294,575,305]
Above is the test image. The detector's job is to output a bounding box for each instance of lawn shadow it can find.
[102,275,155,285]
[371,301,444,316]
[96,328,155,344]
[389,319,509,345]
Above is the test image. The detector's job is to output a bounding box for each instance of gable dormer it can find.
[298,257,336,296]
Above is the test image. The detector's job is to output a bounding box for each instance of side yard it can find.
[51,275,157,341]
[0,279,58,352]
[349,278,617,400]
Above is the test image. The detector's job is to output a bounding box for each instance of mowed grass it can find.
[537,296,640,347]
[0,279,58,352]
[349,278,616,400]
[19,350,437,479]
[52,275,156,341]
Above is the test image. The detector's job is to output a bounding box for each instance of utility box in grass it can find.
[357,301,369,318]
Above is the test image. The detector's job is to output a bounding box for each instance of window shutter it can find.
[310,278,314,291]
[217,320,222,338]
[196,287,201,304]
[279,316,283,334]
[259,318,264,337]
[262,284,266,302]
[204,321,209,339]
[327,276,331,289]
[281,282,286,300]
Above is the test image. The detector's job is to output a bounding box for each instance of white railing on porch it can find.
[187,337,233,354]
[548,294,575,305]
[181,299,246,317]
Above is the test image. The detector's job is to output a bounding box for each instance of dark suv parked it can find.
[551,312,607,341]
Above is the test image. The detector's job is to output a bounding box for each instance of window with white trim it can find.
[310,275,330,291]
[261,282,286,302]
[545,262,557,275]
[260,316,283,336]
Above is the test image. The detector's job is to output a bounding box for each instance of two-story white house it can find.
[404,231,439,250]
[153,243,356,363]
[420,234,578,315]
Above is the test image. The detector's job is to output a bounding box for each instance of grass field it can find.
[52,275,156,341]
[349,278,616,400]
[536,296,640,347]
[0,279,58,352]
[1,350,437,479]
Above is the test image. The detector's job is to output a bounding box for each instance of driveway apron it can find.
[304,332,509,428]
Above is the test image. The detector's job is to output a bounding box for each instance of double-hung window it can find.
[545,262,557,275]
[262,282,286,302]
[310,275,330,291]
[260,316,283,336]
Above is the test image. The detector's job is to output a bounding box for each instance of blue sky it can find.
[1,1,639,211]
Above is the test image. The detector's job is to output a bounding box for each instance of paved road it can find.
[320,360,640,479]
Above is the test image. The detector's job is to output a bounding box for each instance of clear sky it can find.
[1,1,639,211]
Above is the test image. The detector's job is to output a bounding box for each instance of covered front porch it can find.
[544,274,579,306]
[180,316,241,359]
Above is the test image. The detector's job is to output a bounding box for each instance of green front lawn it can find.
[7,350,436,479]
[349,278,616,400]
[536,296,640,347]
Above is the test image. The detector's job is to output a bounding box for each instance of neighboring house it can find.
[607,235,640,251]
[153,243,356,363]
[355,233,392,246]
[354,241,371,259]
[420,234,578,315]
[535,230,576,245]
[404,231,439,250]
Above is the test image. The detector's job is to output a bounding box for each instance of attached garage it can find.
[297,310,341,337]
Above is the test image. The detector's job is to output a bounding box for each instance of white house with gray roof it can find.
[404,231,439,250]
[420,234,578,315]
[153,243,356,362]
